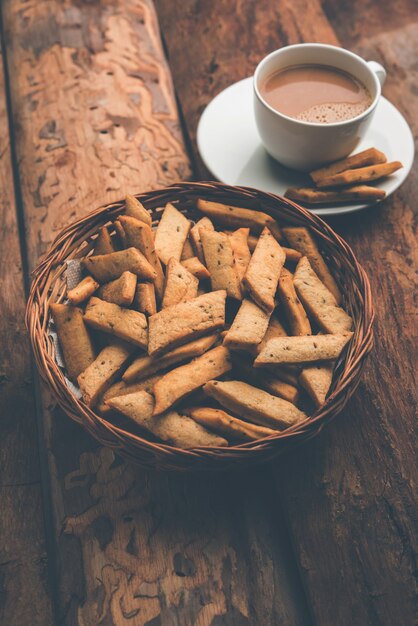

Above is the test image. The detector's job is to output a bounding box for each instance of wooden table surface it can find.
[0,1,416,625]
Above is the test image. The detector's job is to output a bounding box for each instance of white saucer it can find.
[197,77,414,217]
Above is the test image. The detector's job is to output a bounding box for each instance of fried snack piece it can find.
[154,203,191,265]
[84,297,148,348]
[197,199,282,241]
[123,334,219,383]
[148,290,226,356]
[282,226,341,303]
[114,219,127,248]
[118,216,164,300]
[223,299,270,352]
[190,217,214,262]
[153,346,232,414]
[67,276,99,305]
[242,227,285,313]
[277,268,311,335]
[316,161,402,188]
[181,256,211,280]
[134,283,157,316]
[181,238,195,260]
[227,228,251,281]
[255,333,353,366]
[107,391,227,448]
[233,359,299,404]
[299,364,334,408]
[82,248,156,283]
[285,185,386,204]
[97,271,137,307]
[310,147,387,184]
[293,257,352,333]
[185,407,277,441]
[50,304,95,380]
[125,194,152,228]
[93,226,115,256]
[77,340,135,407]
[97,372,163,415]
[245,233,301,262]
[200,229,242,300]
[162,258,199,308]
[204,380,306,430]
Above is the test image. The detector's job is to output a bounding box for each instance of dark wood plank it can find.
[156,0,338,176]
[0,29,53,626]
[155,1,418,624]
[275,5,418,623]
[2,1,311,624]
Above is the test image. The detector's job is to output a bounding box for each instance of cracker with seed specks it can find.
[223,298,270,352]
[242,227,285,313]
[293,257,352,333]
[204,380,306,430]
[84,297,148,348]
[119,215,164,299]
[82,247,156,283]
[154,203,191,265]
[148,290,226,356]
[78,341,135,407]
[200,229,242,300]
[255,333,353,365]
[162,258,199,308]
[227,228,251,281]
[153,346,232,414]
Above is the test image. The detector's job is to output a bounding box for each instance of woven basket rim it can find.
[26,181,374,469]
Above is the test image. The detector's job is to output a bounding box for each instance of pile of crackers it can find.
[51,195,354,449]
[285,147,402,204]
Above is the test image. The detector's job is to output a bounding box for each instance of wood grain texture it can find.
[3,1,311,624]
[156,1,418,624]
[0,32,53,626]
[280,8,417,622]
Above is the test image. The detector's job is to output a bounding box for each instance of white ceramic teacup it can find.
[253,43,386,172]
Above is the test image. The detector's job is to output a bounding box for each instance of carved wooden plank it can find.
[0,31,53,626]
[3,1,311,624]
[155,1,418,624]
[3,0,191,263]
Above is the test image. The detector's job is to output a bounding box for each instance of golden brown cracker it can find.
[200,229,242,300]
[82,247,156,283]
[154,203,191,265]
[50,303,95,380]
[84,297,148,348]
[148,290,226,356]
[242,227,285,313]
[162,258,199,308]
[97,271,137,307]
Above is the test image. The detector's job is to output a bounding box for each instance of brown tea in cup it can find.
[260,64,372,124]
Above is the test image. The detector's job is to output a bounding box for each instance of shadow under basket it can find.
[26,182,374,471]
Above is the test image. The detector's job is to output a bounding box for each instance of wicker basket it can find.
[26,182,374,471]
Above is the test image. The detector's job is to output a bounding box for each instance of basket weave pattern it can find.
[26,182,374,471]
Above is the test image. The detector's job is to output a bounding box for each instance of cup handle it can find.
[367,61,386,87]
